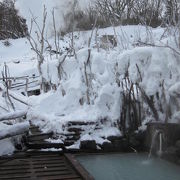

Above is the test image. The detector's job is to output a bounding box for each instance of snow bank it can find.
[0,122,15,156]
[0,85,30,156]
[0,122,29,140]
[32,46,180,123]
[0,110,27,121]
[29,26,180,132]
[31,48,121,123]
[0,139,15,156]
[1,24,180,152]
[0,122,28,156]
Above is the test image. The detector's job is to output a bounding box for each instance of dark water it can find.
[77,153,180,180]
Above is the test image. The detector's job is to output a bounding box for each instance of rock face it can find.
[175,140,180,158]
[100,138,130,152]
[79,132,146,152]
[176,149,180,157]
[145,123,180,165]
[175,140,180,149]
[80,140,97,150]
[101,142,114,151]
[146,123,180,151]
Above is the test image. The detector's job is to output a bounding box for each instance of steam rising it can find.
[15,0,91,36]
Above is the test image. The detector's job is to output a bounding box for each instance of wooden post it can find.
[25,78,29,96]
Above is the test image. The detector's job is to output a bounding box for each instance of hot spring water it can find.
[77,153,180,180]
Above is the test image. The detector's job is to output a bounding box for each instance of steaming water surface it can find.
[77,153,180,180]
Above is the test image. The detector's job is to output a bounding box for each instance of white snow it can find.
[0,122,29,140]
[0,122,29,156]
[0,122,15,156]
[45,138,63,144]
[40,148,62,152]
[1,21,180,155]
[0,110,27,121]
[0,139,15,156]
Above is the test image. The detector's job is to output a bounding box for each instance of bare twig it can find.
[138,40,180,56]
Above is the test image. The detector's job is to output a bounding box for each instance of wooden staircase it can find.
[0,122,95,180]
[26,121,97,152]
[26,126,65,151]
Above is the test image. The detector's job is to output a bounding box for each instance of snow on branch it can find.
[0,110,27,122]
[0,122,29,140]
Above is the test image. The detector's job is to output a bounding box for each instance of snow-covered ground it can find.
[1,25,180,155]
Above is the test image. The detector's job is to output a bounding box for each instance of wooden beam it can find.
[0,122,29,140]
[0,110,27,122]
[65,153,94,180]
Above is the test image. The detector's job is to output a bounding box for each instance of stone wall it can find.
[146,122,180,165]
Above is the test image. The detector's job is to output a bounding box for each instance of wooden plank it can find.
[36,170,74,176]
[64,140,75,146]
[34,175,81,180]
[0,170,31,175]
[0,174,31,179]
[0,166,30,171]
[27,141,64,147]
[28,132,53,140]
[65,154,94,180]
[32,156,65,161]
[35,168,74,174]
[0,178,30,180]
[33,163,68,169]
[30,153,63,158]
[32,161,67,166]
[0,177,30,180]
[0,158,30,165]
[37,174,81,179]
[0,162,30,167]
[34,166,71,172]
[68,121,96,126]
[68,127,83,133]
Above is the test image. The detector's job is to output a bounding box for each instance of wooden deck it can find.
[0,152,94,180]
[0,124,95,180]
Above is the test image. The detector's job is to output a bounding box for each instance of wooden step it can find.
[68,127,84,133]
[68,121,96,126]
[65,135,80,141]
[27,133,53,141]
[26,142,65,149]
[64,140,75,146]
[29,128,42,135]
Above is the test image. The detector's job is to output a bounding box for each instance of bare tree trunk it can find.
[27,6,47,93]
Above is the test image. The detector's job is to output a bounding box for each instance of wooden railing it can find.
[0,75,40,94]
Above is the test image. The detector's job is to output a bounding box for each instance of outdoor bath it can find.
[76,153,180,180]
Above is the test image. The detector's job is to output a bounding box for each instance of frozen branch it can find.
[0,122,29,140]
[0,110,27,122]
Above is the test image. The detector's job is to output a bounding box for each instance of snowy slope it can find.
[1,24,180,154]
[25,26,180,145]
